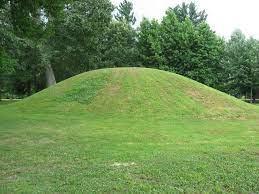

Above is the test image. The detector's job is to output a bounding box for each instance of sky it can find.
[111,0,259,39]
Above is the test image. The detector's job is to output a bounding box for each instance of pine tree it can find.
[115,0,136,25]
[171,2,207,25]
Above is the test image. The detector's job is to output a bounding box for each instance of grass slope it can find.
[1,68,259,193]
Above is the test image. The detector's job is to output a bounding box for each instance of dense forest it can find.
[1,0,259,100]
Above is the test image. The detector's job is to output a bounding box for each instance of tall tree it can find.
[0,2,15,97]
[159,9,223,87]
[223,30,259,99]
[224,30,251,97]
[0,49,16,99]
[101,21,138,68]
[50,0,114,81]
[1,0,70,90]
[0,1,39,96]
[188,22,224,88]
[246,38,259,101]
[138,18,163,68]
[100,0,138,68]
[115,0,136,25]
[171,2,207,25]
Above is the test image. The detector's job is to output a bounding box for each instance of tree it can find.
[188,22,224,88]
[138,18,163,68]
[246,38,259,101]
[99,0,138,68]
[223,30,259,99]
[115,0,136,25]
[50,0,114,81]
[159,9,224,87]
[0,0,70,90]
[0,1,37,96]
[223,30,251,97]
[171,2,207,25]
[101,21,138,68]
[160,11,190,72]
[0,49,16,99]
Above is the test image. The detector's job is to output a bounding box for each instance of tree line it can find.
[1,0,259,100]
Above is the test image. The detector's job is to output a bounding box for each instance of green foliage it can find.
[0,2,16,77]
[187,23,224,88]
[101,21,139,68]
[247,38,259,90]
[222,30,259,97]
[160,10,223,87]
[171,2,207,25]
[0,50,15,75]
[138,18,163,68]
[1,0,259,101]
[6,0,70,39]
[0,49,16,98]
[115,0,136,25]
[0,0,70,95]
[50,0,114,80]
[138,10,224,87]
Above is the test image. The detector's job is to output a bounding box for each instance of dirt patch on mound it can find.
[186,88,231,109]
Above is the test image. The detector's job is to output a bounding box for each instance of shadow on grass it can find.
[0,99,21,105]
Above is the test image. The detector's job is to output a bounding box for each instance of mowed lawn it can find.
[0,68,259,193]
[0,100,20,106]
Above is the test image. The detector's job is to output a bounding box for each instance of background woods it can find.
[1,0,259,100]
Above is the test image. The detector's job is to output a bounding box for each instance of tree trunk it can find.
[45,64,56,88]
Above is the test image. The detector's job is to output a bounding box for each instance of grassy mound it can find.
[1,68,259,193]
[10,67,258,118]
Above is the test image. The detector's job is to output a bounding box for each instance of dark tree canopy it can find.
[50,0,114,80]
[0,0,73,94]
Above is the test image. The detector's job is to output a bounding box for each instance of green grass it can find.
[0,100,20,105]
[1,68,259,193]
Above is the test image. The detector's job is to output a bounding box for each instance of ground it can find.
[0,100,20,106]
[0,68,259,193]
